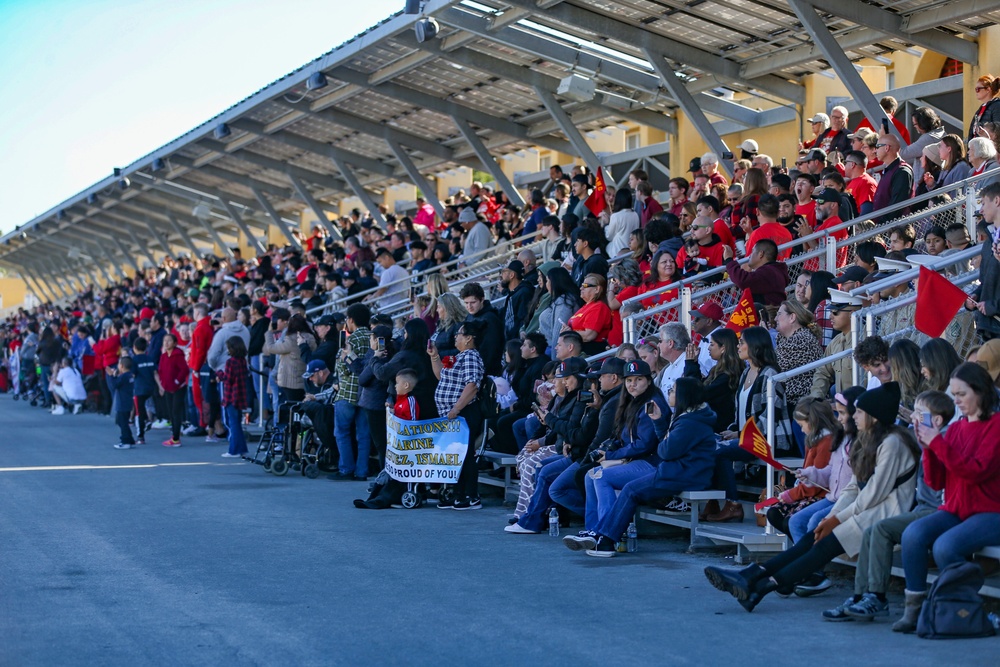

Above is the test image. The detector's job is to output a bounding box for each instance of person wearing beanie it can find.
[705,381,921,613]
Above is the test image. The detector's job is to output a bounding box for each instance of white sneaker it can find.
[504,523,539,534]
[114,443,134,449]
[221,452,243,458]
[51,405,66,416]
[150,419,168,430]
[181,424,198,436]
[73,404,83,415]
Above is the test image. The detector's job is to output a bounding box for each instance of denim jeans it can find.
[901,510,1000,592]
[584,459,655,531]
[595,472,684,542]
[248,355,261,418]
[39,364,52,405]
[223,405,248,455]
[334,399,371,478]
[549,461,586,518]
[713,440,757,501]
[787,498,834,543]
[518,455,573,531]
[513,414,542,453]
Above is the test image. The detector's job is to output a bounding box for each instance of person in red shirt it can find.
[744,195,793,259]
[844,151,878,216]
[636,181,663,227]
[156,333,189,446]
[393,369,421,421]
[188,303,214,431]
[794,173,818,230]
[854,95,911,145]
[666,177,689,217]
[695,195,737,253]
[677,216,727,274]
[798,188,849,272]
[303,226,324,252]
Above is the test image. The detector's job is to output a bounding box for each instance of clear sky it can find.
[0,0,404,235]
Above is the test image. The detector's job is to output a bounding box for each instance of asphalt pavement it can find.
[1,394,996,666]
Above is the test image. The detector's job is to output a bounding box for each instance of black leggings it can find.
[455,403,484,500]
[762,531,845,588]
[134,394,151,436]
[166,390,186,441]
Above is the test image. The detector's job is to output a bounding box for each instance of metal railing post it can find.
[764,377,776,536]
[966,186,978,242]
[681,286,692,338]
[851,312,861,387]
[825,234,837,272]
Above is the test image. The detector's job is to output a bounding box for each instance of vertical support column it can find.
[643,48,733,180]
[289,175,340,240]
[533,87,602,173]
[166,213,202,259]
[219,199,267,256]
[789,0,903,143]
[388,142,446,219]
[453,119,526,207]
[331,156,387,229]
[253,188,302,250]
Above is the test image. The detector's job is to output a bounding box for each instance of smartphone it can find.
[881,118,890,133]
[426,340,434,352]
[644,401,656,415]
[578,390,594,403]
[531,402,541,413]
[377,337,385,351]
[339,330,347,347]
[781,157,786,170]
[921,412,933,429]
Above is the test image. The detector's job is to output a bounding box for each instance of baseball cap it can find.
[314,314,338,326]
[502,260,524,278]
[555,357,589,378]
[687,157,702,172]
[807,112,830,124]
[138,307,155,321]
[811,187,840,204]
[623,359,653,378]
[833,265,869,285]
[690,301,724,322]
[806,148,827,163]
[587,357,626,380]
[739,139,759,155]
[302,360,328,379]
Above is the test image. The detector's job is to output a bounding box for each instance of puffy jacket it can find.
[542,389,591,459]
[262,330,316,390]
[651,404,718,489]
[605,389,669,463]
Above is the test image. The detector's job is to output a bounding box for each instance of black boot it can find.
[704,563,767,601]
[740,576,778,613]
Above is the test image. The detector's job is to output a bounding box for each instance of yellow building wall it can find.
[0,276,31,310]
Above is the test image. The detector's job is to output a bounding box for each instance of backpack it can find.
[917,561,996,640]
[478,376,498,419]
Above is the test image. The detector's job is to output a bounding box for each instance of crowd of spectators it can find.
[4,85,1000,633]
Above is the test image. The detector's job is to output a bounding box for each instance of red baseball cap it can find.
[138,307,155,321]
[691,301,724,322]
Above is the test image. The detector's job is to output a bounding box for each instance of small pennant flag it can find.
[739,416,784,469]
[725,288,759,334]
[914,265,969,338]
[584,167,608,218]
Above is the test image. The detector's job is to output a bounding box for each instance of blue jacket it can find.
[605,390,669,463]
[130,352,157,397]
[107,371,135,412]
[653,405,718,489]
[70,335,93,371]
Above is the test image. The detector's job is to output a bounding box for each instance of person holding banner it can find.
[429,319,486,511]
[704,382,920,612]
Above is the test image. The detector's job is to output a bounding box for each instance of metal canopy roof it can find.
[3,0,997,295]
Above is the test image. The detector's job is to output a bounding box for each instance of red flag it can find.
[725,289,759,333]
[915,266,968,338]
[584,168,607,218]
[738,417,785,469]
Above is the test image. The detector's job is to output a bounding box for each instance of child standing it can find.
[393,369,421,421]
[219,337,249,458]
[130,337,157,444]
[108,356,136,450]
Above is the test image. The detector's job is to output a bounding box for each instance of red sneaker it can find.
[161,439,182,447]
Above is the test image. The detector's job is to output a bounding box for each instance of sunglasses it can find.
[975,86,988,92]
[580,284,596,289]
[875,143,888,149]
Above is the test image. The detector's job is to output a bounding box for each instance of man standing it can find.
[723,239,790,307]
[500,260,533,342]
[676,215,726,272]
[570,228,609,283]
[460,282,504,376]
[690,302,723,376]
[871,135,913,220]
[844,151,877,215]
[570,175,592,221]
[523,189,547,239]
[810,290,864,398]
[745,195,794,261]
[966,182,1000,340]
[636,181,663,227]
[459,207,492,265]
[656,322,690,395]
[186,303,214,436]
[331,303,372,481]
[794,174,818,230]
[373,248,410,305]
[798,188,849,271]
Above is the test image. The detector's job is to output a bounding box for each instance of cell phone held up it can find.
[644,401,656,415]
[340,330,347,348]
[377,337,386,352]
[577,390,594,403]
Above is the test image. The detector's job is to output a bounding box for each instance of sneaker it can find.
[114,443,134,449]
[453,497,482,511]
[437,496,455,509]
[221,452,242,458]
[822,597,860,622]
[181,424,198,435]
[794,574,833,597]
[51,405,66,416]
[162,439,182,447]
[72,404,83,415]
[585,535,617,558]
[136,438,145,445]
[205,434,221,443]
[563,532,597,551]
[662,499,692,515]
[844,593,889,620]
[504,523,538,534]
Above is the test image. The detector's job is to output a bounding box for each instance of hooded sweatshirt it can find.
[207,320,251,372]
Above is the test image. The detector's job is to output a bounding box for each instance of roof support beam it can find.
[200,139,348,194]
[165,213,203,258]
[534,87,602,171]
[190,213,235,260]
[804,0,978,64]
[113,236,143,274]
[126,227,160,268]
[21,265,55,303]
[388,142,446,220]
[789,0,901,143]
[98,244,128,281]
[252,188,303,250]
[219,199,267,256]
[289,175,339,240]
[901,0,1000,33]
[330,157,387,229]
[37,259,69,299]
[26,264,61,302]
[454,119,526,207]
[644,49,732,179]
[99,209,180,257]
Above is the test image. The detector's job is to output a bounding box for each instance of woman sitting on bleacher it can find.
[683,327,740,432]
[565,377,716,557]
[580,359,668,536]
[898,363,1000,632]
[704,382,919,612]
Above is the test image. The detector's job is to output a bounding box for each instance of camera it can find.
[577,390,594,403]
[586,449,604,464]
[720,150,734,160]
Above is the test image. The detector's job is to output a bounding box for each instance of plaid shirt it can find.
[220,356,249,409]
[814,300,833,350]
[435,349,484,417]
[335,327,370,405]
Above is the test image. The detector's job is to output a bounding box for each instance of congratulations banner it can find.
[385,410,470,483]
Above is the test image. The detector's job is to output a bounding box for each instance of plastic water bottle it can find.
[548,507,560,537]
[626,522,638,553]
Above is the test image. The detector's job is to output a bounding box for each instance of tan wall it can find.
[0,276,32,310]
